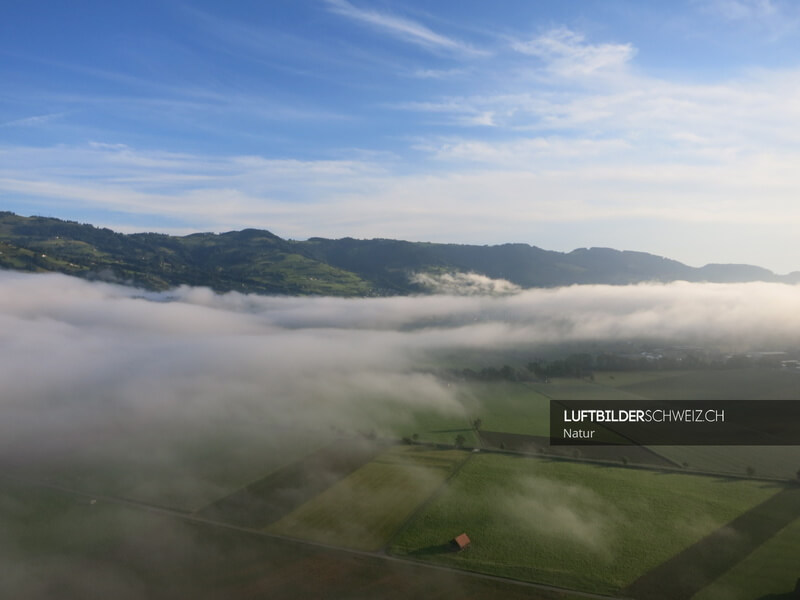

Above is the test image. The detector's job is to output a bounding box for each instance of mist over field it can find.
[1,269,798,486]
[3,271,800,597]
[503,476,620,554]
[4,271,800,459]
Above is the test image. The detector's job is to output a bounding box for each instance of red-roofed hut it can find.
[451,533,471,551]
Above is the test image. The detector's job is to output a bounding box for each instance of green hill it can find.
[1,212,798,296]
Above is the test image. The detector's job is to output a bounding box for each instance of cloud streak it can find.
[324,0,484,56]
[0,112,67,128]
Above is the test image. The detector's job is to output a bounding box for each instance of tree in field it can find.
[472,418,482,431]
[455,434,466,449]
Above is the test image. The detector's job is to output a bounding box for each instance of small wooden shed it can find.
[451,533,471,551]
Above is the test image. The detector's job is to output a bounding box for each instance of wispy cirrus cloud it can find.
[0,112,67,128]
[324,0,486,56]
[410,67,466,79]
[699,0,777,21]
[694,0,800,38]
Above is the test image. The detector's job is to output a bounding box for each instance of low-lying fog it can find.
[3,270,800,471]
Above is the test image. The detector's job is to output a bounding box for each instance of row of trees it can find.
[447,348,778,384]
[449,353,596,382]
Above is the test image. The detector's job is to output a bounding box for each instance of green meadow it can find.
[692,516,800,600]
[390,452,780,594]
[267,445,467,550]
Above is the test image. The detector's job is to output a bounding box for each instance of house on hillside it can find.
[451,533,471,551]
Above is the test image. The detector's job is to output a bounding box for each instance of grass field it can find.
[529,378,646,400]
[593,370,690,387]
[624,486,800,600]
[0,477,588,600]
[0,422,337,512]
[654,445,800,480]
[468,382,553,437]
[388,381,552,446]
[393,380,556,446]
[5,367,799,598]
[593,369,800,479]
[613,368,800,400]
[692,515,800,600]
[393,406,481,447]
[267,445,468,550]
[194,437,385,528]
[390,453,780,594]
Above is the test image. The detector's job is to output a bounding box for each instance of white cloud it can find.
[422,136,632,165]
[694,0,800,38]
[512,27,635,78]
[410,68,466,79]
[3,272,800,515]
[0,112,67,128]
[324,0,485,56]
[7,24,800,273]
[411,272,521,296]
[5,135,800,272]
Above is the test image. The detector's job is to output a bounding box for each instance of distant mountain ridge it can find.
[1,212,798,296]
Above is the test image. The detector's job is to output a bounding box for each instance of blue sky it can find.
[3,0,800,272]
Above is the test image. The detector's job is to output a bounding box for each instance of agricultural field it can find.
[692,514,800,600]
[477,429,676,467]
[654,445,800,480]
[592,370,691,387]
[4,367,800,599]
[592,368,800,478]
[0,477,583,600]
[528,378,647,400]
[466,382,553,437]
[389,369,800,476]
[392,405,480,447]
[0,422,338,513]
[625,486,800,599]
[610,367,800,400]
[387,380,552,446]
[267,445,467,550]
[389,452,785,595]
[194,437,385,528]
